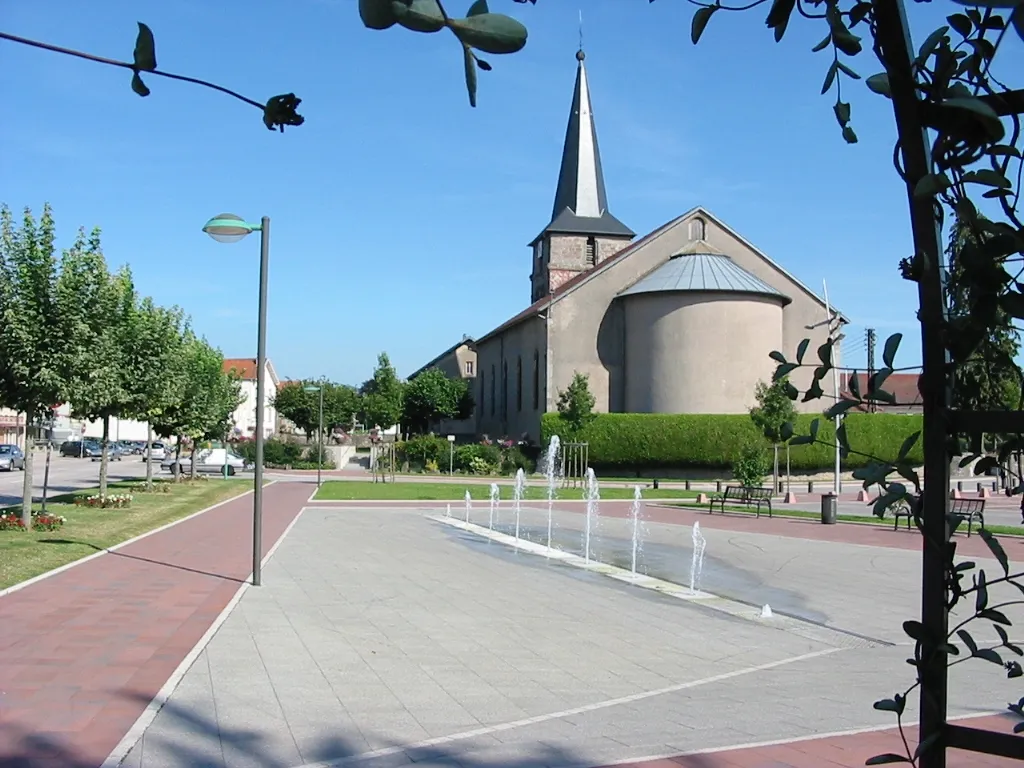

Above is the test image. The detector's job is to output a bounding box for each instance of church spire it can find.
[533,47,634,244]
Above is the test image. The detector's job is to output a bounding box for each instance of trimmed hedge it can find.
[540,412,924,471]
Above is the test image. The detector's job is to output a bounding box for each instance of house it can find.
[223,358,279,439]
[840,371,923,414]
[406,336,477,436]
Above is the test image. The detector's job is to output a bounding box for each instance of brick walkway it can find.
[609,715,1021,767]
[0,481,311,768]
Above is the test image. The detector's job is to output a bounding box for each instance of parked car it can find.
[59,440,102,458]
[147,441,169,461]
[0,444,26,471]
[91,442,124,462]
[162,447,251,476]
[118,440,144,455]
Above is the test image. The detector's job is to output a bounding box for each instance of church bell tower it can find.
[529,48,635,303]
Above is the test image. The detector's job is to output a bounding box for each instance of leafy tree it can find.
[749,377,797,493]
[947,216,1022,414]
[403,368,469,434]
[325,383,363,434]
[0,204,66,526]
[276,380,362,439]
[59,254,132,497]
[360,353,405,431]
[556,371,596,441]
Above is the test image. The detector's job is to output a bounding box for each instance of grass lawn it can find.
[314,480,700,502]
[661,500,1024,538]
[0,478,252,590]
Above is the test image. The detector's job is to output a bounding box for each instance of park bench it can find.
[709,485,773,518]
[892,497,985,537]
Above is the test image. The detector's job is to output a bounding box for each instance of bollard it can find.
[957,481,963,492]
[653,479,660,490]
[716,480,722,492]
[807,480,814,494]
[993,480,999,492]
[820,494,838,525]
[685,480,691,491]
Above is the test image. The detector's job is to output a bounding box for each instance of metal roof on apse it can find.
[618,253,791,304]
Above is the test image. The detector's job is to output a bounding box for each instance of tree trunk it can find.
[145,424,154,488]
[190,441,197,480]
[99,415,110,497]
[20,416,34,528]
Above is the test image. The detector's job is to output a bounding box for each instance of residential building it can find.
[223,358,279,439]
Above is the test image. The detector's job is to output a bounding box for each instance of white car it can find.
[161,447,250,476]
[147,441,169,461]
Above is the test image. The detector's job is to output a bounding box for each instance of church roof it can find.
[618,251,792,305]
[530,50,634,245]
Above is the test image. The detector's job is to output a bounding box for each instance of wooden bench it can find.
[892,497,985,537]
[709,485,773,518]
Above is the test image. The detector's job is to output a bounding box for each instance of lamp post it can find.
[303,382,325,489]
[447,434,455,475]
[203,213,270,587]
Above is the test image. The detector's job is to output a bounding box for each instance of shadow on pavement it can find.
[35,540,247,584]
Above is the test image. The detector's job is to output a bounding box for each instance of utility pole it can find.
[866,328,877,414]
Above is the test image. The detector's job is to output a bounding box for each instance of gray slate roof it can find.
[530,51,634,245]
[618,252,792,305]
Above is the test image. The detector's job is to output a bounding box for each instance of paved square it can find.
[118,504,1016,768]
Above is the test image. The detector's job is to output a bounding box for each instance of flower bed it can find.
[0,512,67,532]
[74,492,134,509]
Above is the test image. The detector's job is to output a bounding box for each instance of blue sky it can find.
[4,0,1021,385]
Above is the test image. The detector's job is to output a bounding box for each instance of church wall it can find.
[623,292,784,413]
[696,215,837,410]
[545,234,634,294]
[472,318,546,442]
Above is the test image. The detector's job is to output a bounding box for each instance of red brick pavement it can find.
[0,480,312,768]
[320,499,1021,559]
[607,715,1022,767]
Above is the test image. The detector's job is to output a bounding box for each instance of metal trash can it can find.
[821,493,838,525]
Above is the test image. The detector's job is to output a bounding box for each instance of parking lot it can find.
[0,450,156,507]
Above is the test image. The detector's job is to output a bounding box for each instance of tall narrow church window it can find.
[532,351,540,410]
[690,217,706,241]
[516,357,523,412]
[585,236,597,266]
[490,365,496,416]
[501,361,508,419]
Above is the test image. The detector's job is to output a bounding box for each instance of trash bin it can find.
[821,493,838,525]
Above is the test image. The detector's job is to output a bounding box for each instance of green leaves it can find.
[691,4,718,44]
[359,0,399,29]
[450,11,528,54]
[978,528,1009,576]
[130,22,156,98]
[393,0,447,33]
[882,333,901,368]
[463,44,478,107]
[865,73,891,97]
[263,93,305,132]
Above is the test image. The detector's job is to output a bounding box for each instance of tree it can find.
[947,216,1022,414]
[0,204,67,527]
[59,252,131,497]
[556,371,596,441]
[749,377,797,493]
[402,368,467,434]
[325,383,363,434]
[276,380,362,439]
[360,353,404,431]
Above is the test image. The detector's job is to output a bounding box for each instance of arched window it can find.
[490,364,496,416]
[516,357,523,412]
[689,217,706,241]
[532,351,540,410]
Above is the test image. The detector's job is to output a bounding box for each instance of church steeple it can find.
[529,48,634,301]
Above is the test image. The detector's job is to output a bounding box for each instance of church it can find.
[409,49,845,443]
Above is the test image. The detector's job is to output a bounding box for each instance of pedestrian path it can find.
[0,480,312,768]
[612,714,1019,767]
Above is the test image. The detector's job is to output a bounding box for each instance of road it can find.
[0,451,159,507]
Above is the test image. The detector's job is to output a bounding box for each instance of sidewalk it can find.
[613,714,1020,767]
[0,481,312,768]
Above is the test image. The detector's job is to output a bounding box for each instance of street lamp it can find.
[303,382,325,489]
[447,434,456,475]
[203,212,270,587]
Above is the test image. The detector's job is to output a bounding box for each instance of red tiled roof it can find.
[222,358,258,380]
[840,371,922,410]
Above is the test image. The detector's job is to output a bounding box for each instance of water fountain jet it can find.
[690,521,707,595]
[630,485,643,575]
[513,468,526,540]
[488,483,499,530]
[583,468,600,563]
[542,435,561,551]
[464,490,472,523]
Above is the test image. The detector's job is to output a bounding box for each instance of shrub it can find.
[0,512,66,531]
[732,445,772,487]
[398,434,450,468]
[301,444,336,469]
[454,442,502,473]
[540,412,924,471]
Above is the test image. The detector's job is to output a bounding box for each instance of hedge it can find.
[539,412,924,471]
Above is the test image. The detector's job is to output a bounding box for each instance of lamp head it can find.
[203,213,254,244]
[303,386,320,393]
